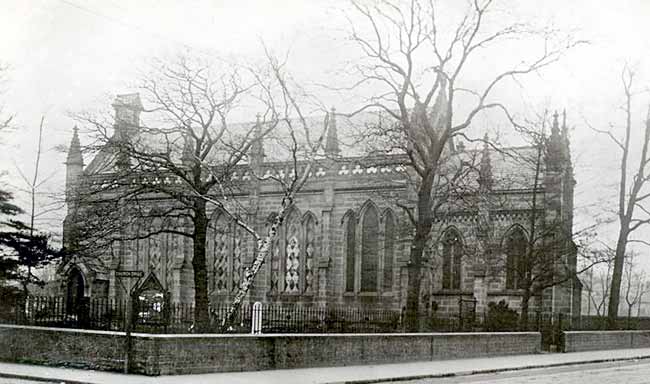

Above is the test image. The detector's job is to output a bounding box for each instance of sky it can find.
[0,0,649,266]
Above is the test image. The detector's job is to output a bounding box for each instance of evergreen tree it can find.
[0,188,59,295]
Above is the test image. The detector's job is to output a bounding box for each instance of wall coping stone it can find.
[0,324,125,336]
[0,324,538,339]
[564,330,650,334]
[131,331,540,339]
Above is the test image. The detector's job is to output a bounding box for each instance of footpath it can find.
[2,348,650,384]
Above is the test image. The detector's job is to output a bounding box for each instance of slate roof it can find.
[80,97,545,191]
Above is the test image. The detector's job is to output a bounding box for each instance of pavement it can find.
[2,348,650,384]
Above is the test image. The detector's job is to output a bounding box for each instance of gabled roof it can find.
[78,95,551,192]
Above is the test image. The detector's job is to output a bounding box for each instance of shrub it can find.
[485,300,519,331]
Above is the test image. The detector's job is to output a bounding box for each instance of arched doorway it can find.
[66,267,85,314]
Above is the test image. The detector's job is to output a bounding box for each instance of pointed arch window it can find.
[345,212,356,292]
[442,229,462,290]
[304,214,317,293]
[209,213,231,294]
[505,227,527,290]
[232,224,245,293]
[383,210,395,290]
[134,218,147,271]
[206,212,248,296]
[361,205,379,292]
[122,221,138,270]
[163,219,180,291]
[148,218,165,277]
[284,211,301,293]
[267,213,281,293]
[267,209,319,295]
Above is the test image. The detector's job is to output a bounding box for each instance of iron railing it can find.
[4,295,650,348]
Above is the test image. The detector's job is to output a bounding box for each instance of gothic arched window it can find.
[304,214,317,293]
[505,227,527,290]
[148,218,165,277]
[361,205,379,292]
[442,229,462,290]
[383,210,395,290]
[284,211,301,293]
[267,213,281,293]
[209,213,230,294]
[231,223,245,293]
[345,212,356,292]
[266,209,319,295]
[164,219,180,291]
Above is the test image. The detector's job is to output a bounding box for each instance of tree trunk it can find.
[627,305,632,328]
[608,229,629,329]
[191,198,210,332]
[404,172,434,332]
[520,288,531,329]
[405,244,424,331]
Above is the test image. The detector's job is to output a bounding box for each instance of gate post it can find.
[251,302,262,334]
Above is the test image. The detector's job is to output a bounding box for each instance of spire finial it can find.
[181,132,194,166]
[65,126,84,204]
[479,133,492,191]
[66,126,83,166]
[250,112,265,167]
[325,107,340,156]
[547,110,564,170]
[552,110,559,133]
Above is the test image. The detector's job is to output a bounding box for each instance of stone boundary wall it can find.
[0,325,540,376]
[563,331,650,352]
[0,324,127,371]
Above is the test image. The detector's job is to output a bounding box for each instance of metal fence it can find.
[1,296,406,334]
[3,295,650,344]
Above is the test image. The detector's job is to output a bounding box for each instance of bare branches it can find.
[341,0,581,329]
[220,49,331,330]
[0,63,13,133]
[602,64,650,326]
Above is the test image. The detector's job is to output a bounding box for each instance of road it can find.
[0,379,59,384]
[381,359,650,384]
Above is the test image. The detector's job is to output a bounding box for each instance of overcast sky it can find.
[1,0,649,263]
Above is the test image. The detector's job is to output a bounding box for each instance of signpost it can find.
[115,270,144,374]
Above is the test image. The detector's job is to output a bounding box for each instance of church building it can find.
[59,93,581,320]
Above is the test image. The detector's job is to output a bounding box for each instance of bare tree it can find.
[340,0,582,329]
[445,111,601,327]
[219,48,331,330]
[73,55,265,332]
[1,115,59,296]
[12,116,59,294]
[498,112,606,326]
[72,51,331,332]
[591,66,650,328]
[580,250,613,318]
[622,251,648,325]
[0,63,12,131]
